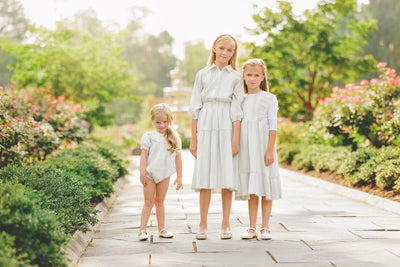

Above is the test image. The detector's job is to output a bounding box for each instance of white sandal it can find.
[159,228,174,238]
[260,228,271,240]
[241,227,258,239]
[138,230,148,241]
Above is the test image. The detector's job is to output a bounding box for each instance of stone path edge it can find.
[281,167,400,215]
[65,176,129,267]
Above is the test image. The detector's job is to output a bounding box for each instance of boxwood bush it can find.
[278,143,400,190]
[0,164,98,234]
[0,181,68,266]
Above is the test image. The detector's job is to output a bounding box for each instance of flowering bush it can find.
[0,86,89,166]
[310,63,400,149]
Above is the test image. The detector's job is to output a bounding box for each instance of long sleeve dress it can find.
[189,64,243,191]
[236,91,282,200]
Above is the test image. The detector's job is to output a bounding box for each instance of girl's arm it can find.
[174,153,183,190]
[189,119,198,158]
[264,130,277,167]
[231,120,240,157]
[140,149,150,185]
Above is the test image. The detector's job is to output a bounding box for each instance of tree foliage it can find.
[0,0,30,86]
[361,0,400,72]
[2,24,135,127]
[181,41,209,86]
[247,0,377,119]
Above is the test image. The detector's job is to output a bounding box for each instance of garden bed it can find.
[280,163,400,203]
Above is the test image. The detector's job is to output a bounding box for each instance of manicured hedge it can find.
[0,182,68,266]
[0,141,129,266]
[278,143,400,190]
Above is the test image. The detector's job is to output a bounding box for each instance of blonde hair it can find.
[242,58,269,93]
[207,34,239,71]
[150,103,179,154]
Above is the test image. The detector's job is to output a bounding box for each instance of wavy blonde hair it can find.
[242,58,269,93]
[150,103,179,154]
[207,34,239,71]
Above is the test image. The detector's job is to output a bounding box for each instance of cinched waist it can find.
[203,97,232,103]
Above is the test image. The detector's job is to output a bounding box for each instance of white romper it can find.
[236,91,282,200]
[140,130,182,184]
[189,64,243,191]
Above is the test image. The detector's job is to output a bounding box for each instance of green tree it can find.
[361,0,400,72]
[181,41,209,86]
[2,24,135,127]
[0,0,29,86]
[247,0,377,119]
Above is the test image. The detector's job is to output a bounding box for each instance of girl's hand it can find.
[174,177,183,190]
[231,140,239,157]
[264,151,274,167]
[190,139,197,158]
[140,174,150,186]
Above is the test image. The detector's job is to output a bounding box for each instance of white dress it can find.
[189,64,243,191]
[236,91,282,200]
[140,130,182,184]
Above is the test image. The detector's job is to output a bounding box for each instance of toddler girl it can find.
[138,103,183,241]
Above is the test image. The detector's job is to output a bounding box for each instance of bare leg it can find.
[248,194,259,233]
[199,189,211,233]
[221,189,233,230]
[140,179,156,230]
[154,177,171,231]
[261,197,273,229]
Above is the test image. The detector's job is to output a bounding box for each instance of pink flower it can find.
[338,94,347,100]
[31,105,36,109]
[33,123,38,127]
[0,86,3,90]
[352,95,363,104]
[345,83,354,89]
[354,86,363,91]
[324,97,332,103]
[370,78,379,84]
[14,117,23,121]
[67,142,76,149]
[317,98,323,103]
[360,80,369,85]
[332,86,340,92]
[387,78,400,84]
[377,62,387,68]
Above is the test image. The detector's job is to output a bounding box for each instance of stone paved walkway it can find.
[77,151,400,267]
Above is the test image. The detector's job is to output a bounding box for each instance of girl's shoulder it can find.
[260,91,277,100]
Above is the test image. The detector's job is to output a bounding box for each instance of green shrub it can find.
[375,159,400,189]
[181,136,190,149]
[277,143,304,164]
[0,232,32,267]
[48,146,119,203]
[338,146,379,178]
[91,142,129,179]
[0,164,98,234]
[0,182,68,266]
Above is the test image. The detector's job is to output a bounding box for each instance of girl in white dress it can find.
[138,103,183,241]
[237,59,282,240]
[189,34,243,240]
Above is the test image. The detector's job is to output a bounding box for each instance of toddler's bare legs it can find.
[221,189,233,231]
[140,179,156,231]
[261,197,273,229]
[155,177,171,231]
[248,194,259,233]
[199,189,211,233]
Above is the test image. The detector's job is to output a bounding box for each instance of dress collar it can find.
[207,64,234,72]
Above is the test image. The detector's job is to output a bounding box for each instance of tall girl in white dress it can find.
[189,34,243,240]
[237,59,282,240]
[138,103,183,241]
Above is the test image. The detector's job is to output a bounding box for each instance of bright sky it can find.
[19,0,369,59]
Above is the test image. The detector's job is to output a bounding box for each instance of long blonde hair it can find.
[242,58,269,93]
[207,34,239,71]
[150,103,179,153]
